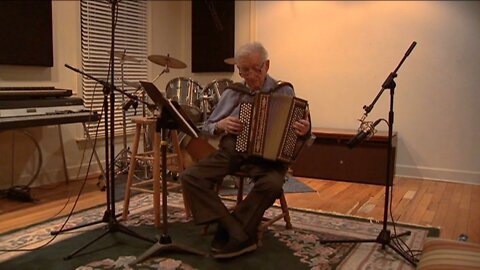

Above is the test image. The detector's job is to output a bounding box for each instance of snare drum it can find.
[201,78,234,115]
[166,77,203,123]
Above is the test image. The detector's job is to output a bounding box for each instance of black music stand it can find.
[320,42,418,266]
[129,82,204,265]
[51,1,154,260]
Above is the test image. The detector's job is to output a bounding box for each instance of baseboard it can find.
[396,164,480,185]
[7,163,104,189]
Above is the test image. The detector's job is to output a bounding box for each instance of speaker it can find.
[192,0,234,73]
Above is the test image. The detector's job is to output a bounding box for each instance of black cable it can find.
[388,184,419,261]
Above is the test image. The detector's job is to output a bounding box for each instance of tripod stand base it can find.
[320,229,418,266]
[63,221,154,260]
[130,234,206,265]
[50,210,123,235]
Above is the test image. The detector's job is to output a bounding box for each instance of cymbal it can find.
[148,54,187,69]
[111,51,141,63]
[224,57,236,65]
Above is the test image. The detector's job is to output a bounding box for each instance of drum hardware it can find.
[113,49,133,175]
[198,94,214,122]
[150,65,170,86]
[201,78,234,117]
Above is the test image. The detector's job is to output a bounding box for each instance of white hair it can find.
[234,42,269,63]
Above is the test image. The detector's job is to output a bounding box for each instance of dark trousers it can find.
[180,135,287,239]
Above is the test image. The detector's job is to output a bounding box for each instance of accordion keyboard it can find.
[236,102,253,152]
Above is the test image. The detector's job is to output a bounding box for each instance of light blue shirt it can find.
[202,75,295,136]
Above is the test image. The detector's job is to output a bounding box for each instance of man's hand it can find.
[292,114,310,136]
[216,116,244,135]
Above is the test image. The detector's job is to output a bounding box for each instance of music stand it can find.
[130,82,204,265]
[320,41,418,266]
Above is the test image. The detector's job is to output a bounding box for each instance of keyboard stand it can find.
[82,123,107,182]
[58,124,70,183]
[57,123,106,185]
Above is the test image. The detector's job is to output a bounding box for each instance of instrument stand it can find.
[113,57,132,176]
[320,42,418,267]
[52,0,154,260]
[130,86,205,265]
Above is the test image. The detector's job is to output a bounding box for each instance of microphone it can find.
[120,91,141,111]
[347,119,382,149]
[405,41,417,57]
[122,99,137,111]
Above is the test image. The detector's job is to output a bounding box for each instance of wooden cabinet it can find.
[291,128,397,186]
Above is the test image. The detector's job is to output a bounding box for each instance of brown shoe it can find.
[211,224,229,252]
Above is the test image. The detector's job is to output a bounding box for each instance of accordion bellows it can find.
[235,93,308,163]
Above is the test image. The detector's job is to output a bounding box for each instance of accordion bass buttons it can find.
[235,102,253,153]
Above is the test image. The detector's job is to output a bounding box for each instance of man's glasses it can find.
[237,61,266,76]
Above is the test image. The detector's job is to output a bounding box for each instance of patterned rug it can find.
[0,193,438,270]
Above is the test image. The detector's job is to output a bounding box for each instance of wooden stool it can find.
[122,116,190,228]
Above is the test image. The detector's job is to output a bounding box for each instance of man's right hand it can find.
[216,116,244,135]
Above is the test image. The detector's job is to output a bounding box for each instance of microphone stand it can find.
[320,41,418,266]
[52,0,154,260]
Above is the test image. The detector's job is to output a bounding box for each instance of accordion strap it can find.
[226,82,254,95]
[270,81,294,93]
[226,81,294,96]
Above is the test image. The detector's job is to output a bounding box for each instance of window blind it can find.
[80,0,147,137]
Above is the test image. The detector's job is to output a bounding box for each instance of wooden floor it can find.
[0,175,479,244]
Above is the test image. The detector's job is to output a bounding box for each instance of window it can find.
[80,0,147,137]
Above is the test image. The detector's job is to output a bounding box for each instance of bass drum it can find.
[165,77,203,124]
[201,78,234,116]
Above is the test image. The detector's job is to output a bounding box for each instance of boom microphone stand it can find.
[320,41,418,266]
[52,0,154,260]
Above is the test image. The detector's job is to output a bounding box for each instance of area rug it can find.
[0,193,438,270]
[114,173,314,201]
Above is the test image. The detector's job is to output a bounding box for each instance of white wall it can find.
[249,1,479,184]
[148,1,253,89]
[1,1,478,188]
[172,1,479,184]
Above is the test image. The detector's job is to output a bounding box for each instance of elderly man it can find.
[181,42,311,259]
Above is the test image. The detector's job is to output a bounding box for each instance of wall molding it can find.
[396,164,480,185]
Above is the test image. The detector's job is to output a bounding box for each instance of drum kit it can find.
[114,51,234,126]
[108,50,234,178]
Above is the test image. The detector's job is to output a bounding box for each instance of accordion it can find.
[235,92,308,163]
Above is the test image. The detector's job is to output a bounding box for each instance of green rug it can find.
[0,193,439,270]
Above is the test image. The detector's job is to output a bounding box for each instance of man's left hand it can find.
[292,118,310,136]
